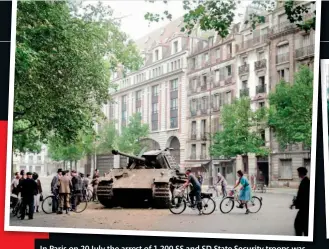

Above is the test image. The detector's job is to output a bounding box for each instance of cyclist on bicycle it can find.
[181,169,202,215]
[233,170,251,214]
[216,172,227,197]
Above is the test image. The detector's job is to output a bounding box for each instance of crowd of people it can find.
[10,168,101,219]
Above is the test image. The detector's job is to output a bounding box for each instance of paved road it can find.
[9,188,299,236]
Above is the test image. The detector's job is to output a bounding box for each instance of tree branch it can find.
[13,123,37,135]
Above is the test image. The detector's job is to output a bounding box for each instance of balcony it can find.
[191,133,196,140]
[269,21,297,38]
[237,35,268,52]
[256,84,267,94]
[254,59,266,70]
[225,77,233,85]
[239,64,249,75]
[191,110,197,117]
[201,109,208,115]
[276,52,290,64]
[295,45,315,59]
[200,133,207,140]
[200,154,207,160]
[240,88,249,97]
[201,84,207,91]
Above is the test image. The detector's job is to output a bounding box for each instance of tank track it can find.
[97,181,114,208]
[153,182,172,208]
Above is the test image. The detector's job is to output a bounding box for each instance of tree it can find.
[117,113,150,155]
[268,65,313,148]
[144,0,315,38]
[210,97,269,158]
[97,121,118,154]
[14,1,142,152]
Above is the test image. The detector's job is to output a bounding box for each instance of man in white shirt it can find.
[11,172,20,195]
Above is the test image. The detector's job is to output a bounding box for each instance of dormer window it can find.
[173,41,178,53]
[155,49,159,61]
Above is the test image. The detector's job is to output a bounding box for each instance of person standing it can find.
[20,172,38,220]
[293,167,310,236]
[11,172,20,195]
[197,172,203,185]
[91,175,99,202]
[32,173,42,213]
[233,170,251,214]
[216,172,227,197]
[57,170,72,214]
[51,168,62,213]
[71,170,83,211]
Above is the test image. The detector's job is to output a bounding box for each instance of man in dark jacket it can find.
[71,170,83,211]
[50,168,62,213]
[294,167,310,236]
[20,172,38,220]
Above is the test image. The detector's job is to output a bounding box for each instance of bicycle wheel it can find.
[169,197,186,214]
[42,195,57,214]
[12,202,20,216]
[219,197,234,214]
[74,196,88,213]
[249,196,262,213]
[201,197,216,215]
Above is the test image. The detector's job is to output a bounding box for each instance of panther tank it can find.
[96,148,187,208]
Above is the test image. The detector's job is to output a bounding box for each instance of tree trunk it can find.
[63,160,66,170]
[75,160,77,171]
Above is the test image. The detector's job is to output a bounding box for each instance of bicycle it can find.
[169,186,216,215]
[42,192,88,214]
[219,189,262,214]
[12,197,30,219]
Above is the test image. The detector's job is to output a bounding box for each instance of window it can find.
[215,70,220,82]
[259,76,265,86]
[170,117,178,129]
[242,80,248,89]
[227,43,232,56]
[216,48,220,59]
[226,65,232,77]
[202,75,207,86]
[191,121,197,138]
[201,120,206,138]
[192,79,197,89]
[173,41,178,53]
[152,85,159,96]
[242,57,247,64]
[201,144,207,158]
[204,53,209,62]
[136,106,142,114]
[152,103,158,113]
[260,129,266,146]
[302,34,311,47]
[258,51,265,60]
[208,36,214,46]
[278,69,285,80]
[192,58,196,69]
[171,79,178,91]
[191,144,196,159]
[170,98,178,110]
[29,156,33,161]
[37,156,41,162]
[136,90,142,101]
[154,49,159,61]
[225,91,232,104]
[279,159,292,179]
[259,101,265,108]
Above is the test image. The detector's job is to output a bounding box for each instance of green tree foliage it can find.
[268,65,313,148]
[210,97,269,158]
[144,0,315,37]
[117,113,150,155]
[96,121,118,154]
[14,1,142,153]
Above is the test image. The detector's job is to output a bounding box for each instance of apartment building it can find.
[268,1,315,188]
[12,145,56,176]
[234,6,271,186]
[185,26,239,185]
[98,18,190,172]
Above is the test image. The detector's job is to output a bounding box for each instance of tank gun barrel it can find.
[112,150,146,162]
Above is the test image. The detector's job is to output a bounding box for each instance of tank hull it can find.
[97,168,186,208]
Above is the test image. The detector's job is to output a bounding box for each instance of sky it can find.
[83,0,252,41]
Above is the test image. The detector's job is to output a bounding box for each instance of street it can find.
[9,177,299,236]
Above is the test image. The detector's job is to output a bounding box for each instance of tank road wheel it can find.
[97,181,114,208]
[153,183,172,209]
